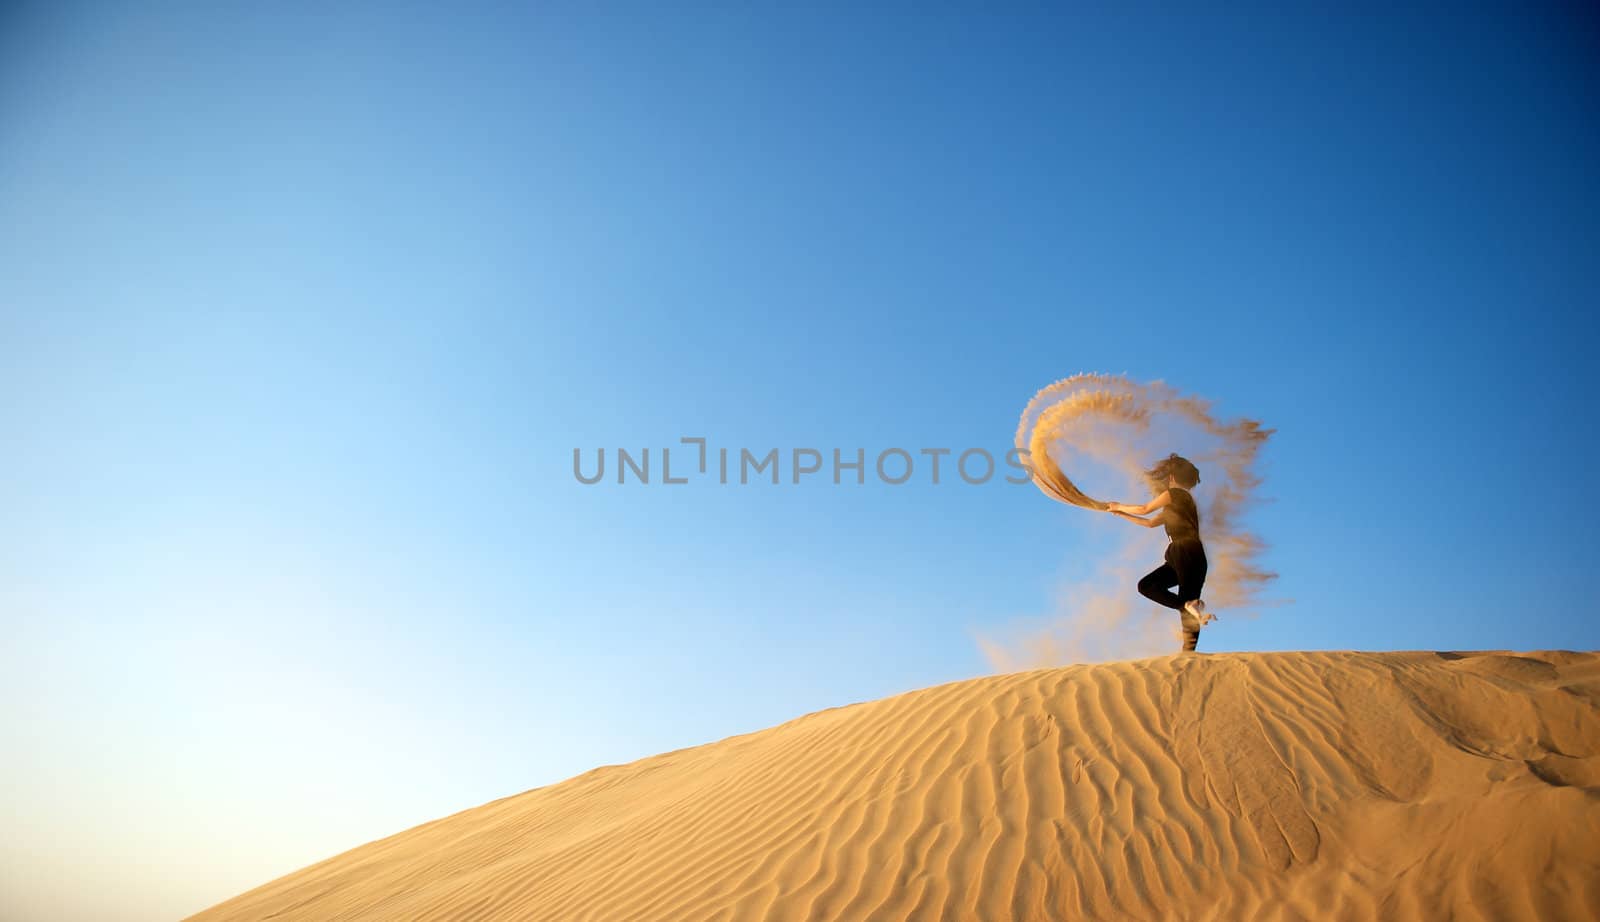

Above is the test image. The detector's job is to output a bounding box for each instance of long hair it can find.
[1146,453,1200,493]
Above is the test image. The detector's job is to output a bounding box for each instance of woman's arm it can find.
[1110,510,1163,528]
[1107,490,1173,516]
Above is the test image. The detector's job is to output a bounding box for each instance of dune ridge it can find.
[189,651,1600,921]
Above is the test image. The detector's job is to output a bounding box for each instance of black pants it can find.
[1138,539,1208,651]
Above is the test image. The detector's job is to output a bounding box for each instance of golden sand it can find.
[190,651,1599,921]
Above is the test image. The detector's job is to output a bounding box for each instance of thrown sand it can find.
[189,651,1600,921]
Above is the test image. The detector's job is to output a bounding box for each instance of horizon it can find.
[3,2,1597,920]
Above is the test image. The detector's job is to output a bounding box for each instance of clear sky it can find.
[3,2,1596,919]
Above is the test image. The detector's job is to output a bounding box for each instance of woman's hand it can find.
[1105,502,1123,513]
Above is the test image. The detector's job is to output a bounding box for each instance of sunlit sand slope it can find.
[189,651,1600,921]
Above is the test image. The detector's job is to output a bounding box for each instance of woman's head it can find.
[1147,453,1200,490]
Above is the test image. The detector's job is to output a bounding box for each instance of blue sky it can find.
[2,2,1597,919]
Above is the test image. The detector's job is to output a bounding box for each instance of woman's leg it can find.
[1137,564,1183,610]
[1167,543,1209,652]
[1173,544,1208,604]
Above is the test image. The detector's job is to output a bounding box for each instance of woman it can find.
[1106,454,1215,652]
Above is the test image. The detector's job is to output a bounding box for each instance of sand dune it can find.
[189,651,1600,921]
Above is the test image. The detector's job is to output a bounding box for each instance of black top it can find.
[1163,487,1201,543]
